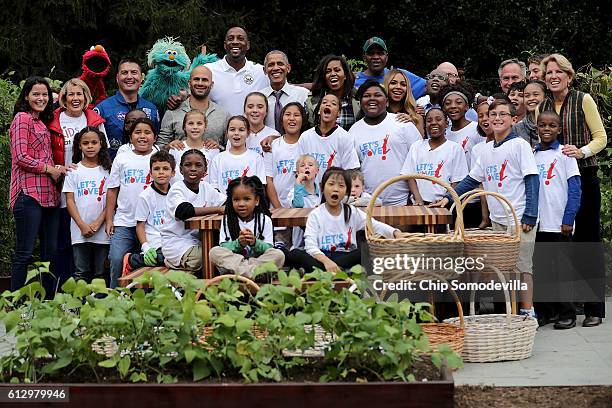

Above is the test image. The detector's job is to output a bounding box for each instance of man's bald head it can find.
[189,65,213,100]
[437,62,459,84]
[190,65,212,80]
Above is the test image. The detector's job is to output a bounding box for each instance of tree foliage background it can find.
[1,0,612,93]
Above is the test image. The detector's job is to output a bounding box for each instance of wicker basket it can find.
[195,274,261,300]
[419,273,465,355]
[366,174,464,282]
[458,190,521,274]
[443,266,538,362]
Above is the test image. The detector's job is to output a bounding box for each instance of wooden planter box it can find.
[0,364,453,408]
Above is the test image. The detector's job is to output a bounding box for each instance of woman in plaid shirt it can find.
[9,77,66,291]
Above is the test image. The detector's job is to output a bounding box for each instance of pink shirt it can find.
[9,112,59,209]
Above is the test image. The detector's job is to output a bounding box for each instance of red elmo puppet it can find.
[80,45,111,107]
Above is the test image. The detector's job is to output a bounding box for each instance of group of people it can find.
[9,26,607,328]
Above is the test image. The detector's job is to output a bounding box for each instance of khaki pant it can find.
[492,221,536,274]
[165,245,202,272]
[209,246,285,277]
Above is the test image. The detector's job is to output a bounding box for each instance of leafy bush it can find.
[0,263,461,383]
[0,78,19,276]
[575,64,612,243]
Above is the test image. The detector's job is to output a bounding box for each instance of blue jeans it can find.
[108,226,139,288]
[11,193,60,292]
[73,243,110,283]
[51,208,75,287]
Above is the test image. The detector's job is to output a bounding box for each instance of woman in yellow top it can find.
[538,53,607,327]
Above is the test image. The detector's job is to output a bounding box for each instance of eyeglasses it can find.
[488,112,513,118]
[425,74,448,81]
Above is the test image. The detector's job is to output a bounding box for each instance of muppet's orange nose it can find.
[169,54,175,60]
[95,45,104,52]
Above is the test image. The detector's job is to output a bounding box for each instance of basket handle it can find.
[195,274,260,300]
[468,266,512,324]
[424,272,465,329]
[460,190,520,238]
[365,173,464,239]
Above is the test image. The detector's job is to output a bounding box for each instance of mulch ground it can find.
[455,386,612,408]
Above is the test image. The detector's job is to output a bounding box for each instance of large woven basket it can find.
[418,273,465,355]
[443,266,538,362]
[196,277,335,357]
[366,174,464,282]
[458,190,521,274]
[195,274,261,300]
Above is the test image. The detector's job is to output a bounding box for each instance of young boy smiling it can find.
[432,98,539,317]
[123,150,176,275]
[533,110,581,329]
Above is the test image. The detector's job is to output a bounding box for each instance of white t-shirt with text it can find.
[161,180,226,267]
[208,149,267,191]
[534,146,580,232]
[264,136,300,208]
[62,163,110,245]
[351,114,422,205]
[107,149,155,227]
[297,126,360,184]
[304,204,396,257]
[401,139,468,203]
[470,136,538,225]
[135,186,169,249]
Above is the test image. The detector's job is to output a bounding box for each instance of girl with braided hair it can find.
[209,175,285,278]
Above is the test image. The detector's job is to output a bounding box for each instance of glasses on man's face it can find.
[488,111,512,118]
[426,74,448,81]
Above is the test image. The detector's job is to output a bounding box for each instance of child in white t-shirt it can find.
[228,92,280,156]
[287,154,321,249]
[265,103,307,209]
[285,167,400,273]
[161,150,226,272]
[167,110,220,184]
[401,107,468,204]
[533,110,581,328]
[106,118,158,288]
[116,109,161,156]
[209,176,285,279]
[298,94,360,185]
[350,90,422,205]
[63,127,112,282]
[122,150,176,275]
[442,86,486,227]
[209,115,266,191]
[264,103,308,248]
[346,170,381,207]
[441,86,485,168]
[432,98,539,316]
[472,96,496,228]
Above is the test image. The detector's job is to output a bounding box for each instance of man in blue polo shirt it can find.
[354,37,426,100]
[94,58,160,158]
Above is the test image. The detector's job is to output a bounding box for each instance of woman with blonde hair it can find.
[538,53,608,327]
[384,69,424,135]
[47,78,107,283]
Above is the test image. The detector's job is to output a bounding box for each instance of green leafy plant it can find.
[0,263,462,384]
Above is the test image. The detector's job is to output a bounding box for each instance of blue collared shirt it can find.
[94,91,160,158]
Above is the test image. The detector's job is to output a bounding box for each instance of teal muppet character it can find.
[139,37,218,115]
